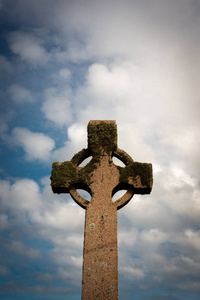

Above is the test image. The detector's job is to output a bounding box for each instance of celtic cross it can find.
[51,120,153,299]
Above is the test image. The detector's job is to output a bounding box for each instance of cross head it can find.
[51,120,153,299]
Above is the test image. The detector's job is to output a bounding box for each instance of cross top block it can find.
[88,120,117,154]
[51,120,153,210]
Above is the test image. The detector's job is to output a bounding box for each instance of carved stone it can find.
[51,120,153,299]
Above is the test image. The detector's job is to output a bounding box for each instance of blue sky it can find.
[0,0,200,299]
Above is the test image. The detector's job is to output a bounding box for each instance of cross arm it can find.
[51,161,90,208]
[117,162,153,194]
[51,161,78,193]
[50,148,96,195]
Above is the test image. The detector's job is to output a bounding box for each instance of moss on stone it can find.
[71,148,92,166]
[51,121,153,195]
[118,162,153,188]
[51,161,78,190]
[88,121,117,154]
[70,147,100,186]
[78,158,98,185]
[113,148,134,165]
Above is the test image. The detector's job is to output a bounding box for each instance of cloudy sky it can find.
[0,0,200,299]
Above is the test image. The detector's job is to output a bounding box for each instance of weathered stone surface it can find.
[51,120,153,299]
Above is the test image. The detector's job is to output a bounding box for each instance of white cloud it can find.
[42,88,73,126]
[52,68,71,82]
[33,201,84,231]
[8,84,33,104]
[1,167,200,293]
[74,59,174,125]
[8,31,49,65]
[12,127,55,161]
[0,178,42,213]
[52,123,87,162]
[184,229,200,251]
[33,0,199,70]
[0,176,84,285]
[8,240,41,259]
[72,54,200,185]
[120,266,145,280]
[86,63,134,101]
[0,176,84,232]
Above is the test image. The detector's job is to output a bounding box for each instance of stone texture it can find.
[51,120,153,299]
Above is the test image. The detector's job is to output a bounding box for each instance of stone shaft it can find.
[83,204,118,299]
[81,154,120,299]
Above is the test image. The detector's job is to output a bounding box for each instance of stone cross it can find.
[51,120,153,300]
